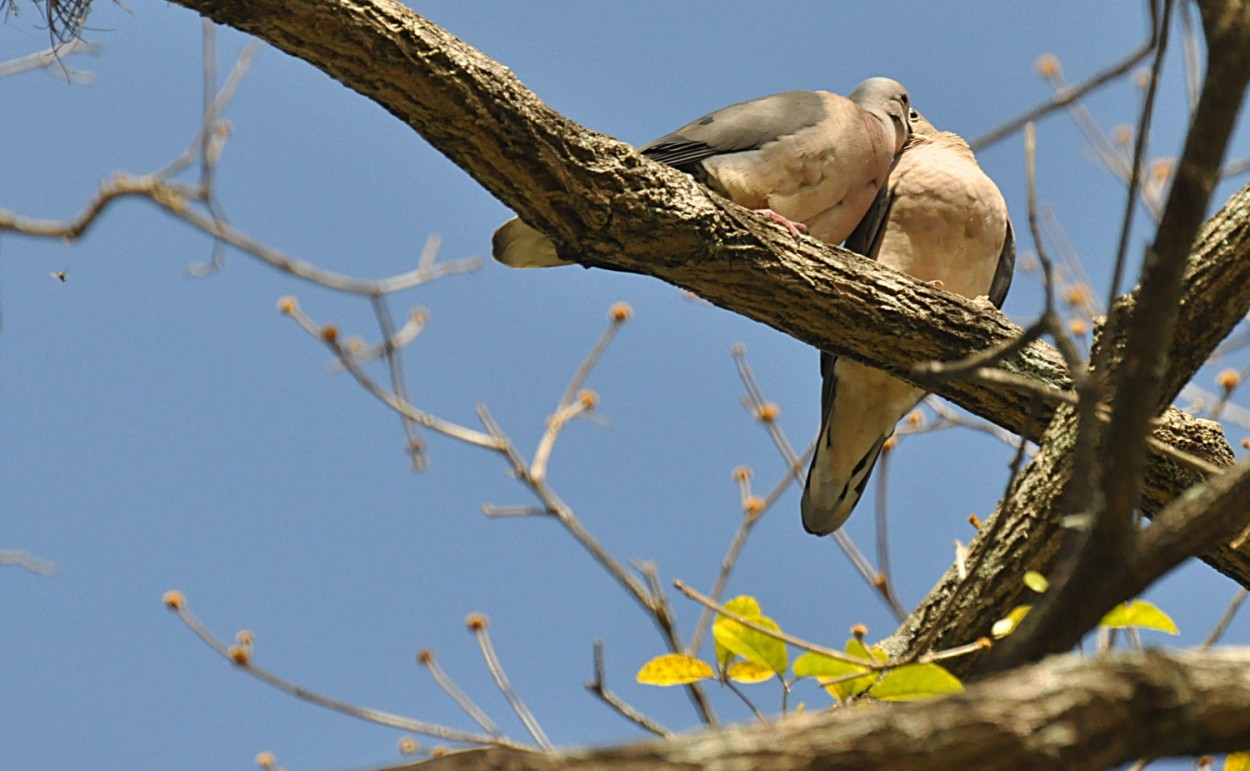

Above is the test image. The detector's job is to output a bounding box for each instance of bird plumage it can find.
[492,77,911,268]
[800,110,1015,536]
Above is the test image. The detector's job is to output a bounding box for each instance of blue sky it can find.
[3,2,1249,769]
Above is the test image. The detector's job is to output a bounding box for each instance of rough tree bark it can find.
[154,0,1250,767]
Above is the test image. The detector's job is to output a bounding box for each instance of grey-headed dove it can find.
[493,77,912,267]
[800,110,1016,536]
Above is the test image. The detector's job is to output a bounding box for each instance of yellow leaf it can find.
[1099,599,1180,635]
[1225,751,1250,771]
[869,663,964,701]
[726,659,775,684]
[636,654,714,686]
[992,605,1032,639]
[1023,571,1050,593]
[713,596,763,667]
[713,596,787,675]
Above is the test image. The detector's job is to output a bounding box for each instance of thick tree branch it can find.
[163,3,1250,650]
[396,648,1250,771]
[983,0,1250,671]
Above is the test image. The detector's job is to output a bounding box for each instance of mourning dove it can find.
[493,77,911,267]
[800,110,1016,536]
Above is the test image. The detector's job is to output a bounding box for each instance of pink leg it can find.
[754,208,808,238]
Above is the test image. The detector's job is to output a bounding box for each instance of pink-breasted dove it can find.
[800,110,1016,536]
[492,77,912,267]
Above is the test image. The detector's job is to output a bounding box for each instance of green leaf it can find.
[869,663,964,701]
[1225,751,1250,771]
[813,639,883,701]
[1023,571,1050,593]
[636,654,714,686]
[1099,599,1180,635]
[713,595,763,667]
[991,605,1032,639]
[712,596,788,675]
[726,659,775,684]
[793,651,870,679]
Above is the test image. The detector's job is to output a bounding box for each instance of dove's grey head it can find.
[849,77,911,153]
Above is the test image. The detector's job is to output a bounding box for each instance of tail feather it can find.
[801,357,923,536]
[492,218,571,268]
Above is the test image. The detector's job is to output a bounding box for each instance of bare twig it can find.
[162,593,529,749]
[1202,588,1249,648]
[584,642,673,738]
[0,38,99,81]
[466,614,552,751]
[417,649,502,738]
[970,12,1159,150]
[729,345,900,619]
[371,294,428,471]
[282,300,506,448]
[0,549,57,576]
[675,580,886,669]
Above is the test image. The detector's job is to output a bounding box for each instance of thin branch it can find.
[466,614,552,751]
[1203,588,1249,647]
[0,549,57,576]
[970,10,1159,150]
[371,294,428,471]
[417,650,502,738]
[0,37,99,81]
[675,580,887,669]
[282,300,505,448]
[163,594,529,750]
[585,642,673,738]
[729,345,900,618]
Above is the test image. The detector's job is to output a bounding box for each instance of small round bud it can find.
[228,645,251,667]
[906,410,924,427]
[254,751,277,769]
[1134,67,1153,89]
[1068,318,1089,336]
[1151,158,1174,182]
[1034,54,1060,78]
[236,629,255,647]
[968,513,983,530]
[398,736,419,755]
[465,613,488,632]
[1111,124,1133,145]
[732,466,751,482]
[755,402,780,423]
[320,325,339,344]
[744,496,765,518]
[1241,438,1250,450]
[730,342,746,356]
[976,637,993,652]
[882,435,899,453]
[277,296,297,315]
[578,389,599,410]
[1217,368,1241,391]
[850,624,868,640]
[162,590,186,610]
[417,649,434,665]
[411,308,430,324]
[431,746,449,758]
[1064,284,1090,307]
[609,302,633,322]
[871,573,887,590]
